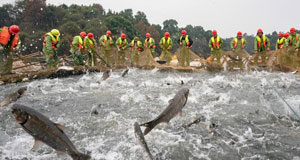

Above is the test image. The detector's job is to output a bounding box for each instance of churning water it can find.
[0,69,300,160]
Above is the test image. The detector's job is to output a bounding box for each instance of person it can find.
[42,29,61,68]
[285,27,300,66]
[253,29,270,65]
[144,33,156,57]
[230,31,247,70]
[116,33,128,66]
[0,25,20,74]
[159,32,173,65]
[275,32,285,50]
[130,37,142,66]
[99,30,114,66]
[209,30,223,65]
[84,33,97,67]
[285,27,300,49]
[70,32,86,66]
[178,30,193,67]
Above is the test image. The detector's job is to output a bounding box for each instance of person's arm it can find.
[266,37,271,50]
[99,36,105,46]
[169,39,173,50]
[159,38,163,49]
[208,38,212,48]
[230,39,234,49]
[219,38,223,49]
[115,38,120,49]
[254,38,258,52]
[72,37,79,50]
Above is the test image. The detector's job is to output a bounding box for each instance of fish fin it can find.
[32,138,43,149]
[56,150,65,158]
[55,123,66,132]
[168,99,173,104]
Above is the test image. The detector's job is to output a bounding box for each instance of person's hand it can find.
[254,51,258,54]
[49,54,54,58]
[179,42,182,46]
[232,48,235,52]
[267,48,270,51]
[211,48,214,51]
[296,48,299,52]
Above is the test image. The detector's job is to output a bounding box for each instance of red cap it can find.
[121,33,126,38]
[9,25,20,34]
[80,32,86,38]
[212,30,217,36]
[257,29,263,33]
[181,30,187,35]
[106,30,111,35]
[284,32,289,39]
[164,32,170,37]
[146,33,151,38]
[88,33,94,38]
[290,27,296,33]
[237,31,242,36]
[278,32,284,37]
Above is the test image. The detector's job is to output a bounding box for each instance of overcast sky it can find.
[1,0,299,37]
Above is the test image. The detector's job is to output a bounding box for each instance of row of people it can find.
[1,25,299,74]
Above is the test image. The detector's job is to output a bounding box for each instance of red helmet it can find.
[146,33,151,38]
[290,27,296,33]
[106,30,111,35]
[278,32,284,37]
[181,30,187,35]
[212,30,217,36]
[121,33,126,38]
[257,29,263,33]
[9,25,19,34]
[88,33,94,38]
[80,32,86,38]
[237,31,242,36]
[284,32,289,39]
[164,32,170,37]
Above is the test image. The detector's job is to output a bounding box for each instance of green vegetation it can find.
[0,0,295,57]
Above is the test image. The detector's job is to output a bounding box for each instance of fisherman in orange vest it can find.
[285,27,300,66]
[275,32,286,50]
[42,29,61,68]
[230,31,247,70]
[209,30,223,65]
[0,25,20,75]
[254,29,270,65]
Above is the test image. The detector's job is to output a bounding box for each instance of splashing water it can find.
[0,69,300,160]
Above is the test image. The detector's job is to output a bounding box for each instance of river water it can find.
[0,69,300,160]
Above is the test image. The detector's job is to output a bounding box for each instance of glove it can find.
[296,48,299,52]
[179,42,182,46]
[267,48,270,51]
[49,54,54,58]
[211,48,214,51]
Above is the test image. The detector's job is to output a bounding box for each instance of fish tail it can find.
[140,120,157,136]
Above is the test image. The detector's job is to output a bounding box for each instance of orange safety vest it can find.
[277,38,284,49]
[211,36,220,48]
[43,33,58,49]
[233,38,245,49]
[256,35,266,48]
[0,27,19,51]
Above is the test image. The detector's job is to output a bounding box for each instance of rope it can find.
[266,78,300,120]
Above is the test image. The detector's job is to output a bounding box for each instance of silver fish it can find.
[11,104,91,160]
[140,88,189,135]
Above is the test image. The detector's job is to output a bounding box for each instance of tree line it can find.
[0,0,296,58]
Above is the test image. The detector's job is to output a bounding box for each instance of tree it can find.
[162,19,179,35]
[134,11,149,25]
